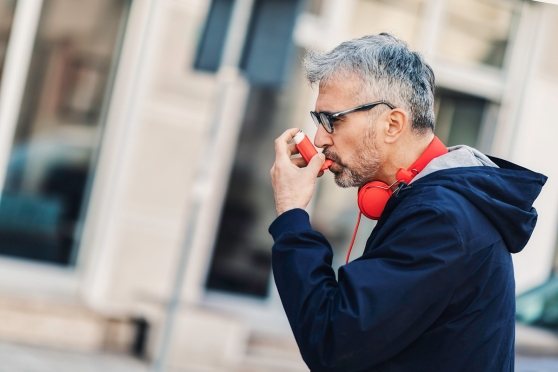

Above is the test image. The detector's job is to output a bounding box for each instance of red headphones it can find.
[357,136,448,220]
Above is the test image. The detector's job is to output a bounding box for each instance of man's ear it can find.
[384,109,408,144]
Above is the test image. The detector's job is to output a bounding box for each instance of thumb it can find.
[308,153,325,174]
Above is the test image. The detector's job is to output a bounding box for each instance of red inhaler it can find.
[293,130,333,172]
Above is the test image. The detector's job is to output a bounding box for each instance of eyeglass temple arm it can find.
[331,101,395,118]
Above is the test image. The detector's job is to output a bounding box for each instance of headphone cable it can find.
[345,212,362,264]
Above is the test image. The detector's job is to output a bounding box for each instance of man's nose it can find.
[314,124,333,149]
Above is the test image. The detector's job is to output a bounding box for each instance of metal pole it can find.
[151,0,255,370]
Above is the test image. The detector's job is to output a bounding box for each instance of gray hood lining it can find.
[411,145,499,184]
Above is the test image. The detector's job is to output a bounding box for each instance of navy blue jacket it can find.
[269,157,546,372]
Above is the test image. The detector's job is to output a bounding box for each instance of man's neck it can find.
[381,132,435,187]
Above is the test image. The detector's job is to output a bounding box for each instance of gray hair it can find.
[303,33,435,134]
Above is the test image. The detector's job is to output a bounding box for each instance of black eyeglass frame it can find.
[310,100,396,134]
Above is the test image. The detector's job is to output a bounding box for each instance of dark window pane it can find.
[204,46,307,297]
[205,88,279,298]
[194,0,300,88]
[0,0,130,266]
[434,89,487,148]
[194,0,234,72]
[240,0,299,87]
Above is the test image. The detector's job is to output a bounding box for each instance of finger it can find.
[290,157,307,168]
[307,153,325,175]
[274,128,300,159]
[288,143,299,156]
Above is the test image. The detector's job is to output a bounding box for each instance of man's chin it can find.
[332,168,373,188]
[333,172,357,188]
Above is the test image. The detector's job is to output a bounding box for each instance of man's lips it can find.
[321,158,334,171]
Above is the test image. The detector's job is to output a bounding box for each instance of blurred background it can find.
[0,0,557,371]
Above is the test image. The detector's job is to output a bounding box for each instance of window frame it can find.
[0,0,135,300]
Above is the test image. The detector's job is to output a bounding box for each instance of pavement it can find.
[0,341,149,372]
[1,340,558,372]
[517,356,558,372]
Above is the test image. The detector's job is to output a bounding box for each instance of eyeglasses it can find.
[310,100,395,134]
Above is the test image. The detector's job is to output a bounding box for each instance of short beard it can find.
[323,127,381,188]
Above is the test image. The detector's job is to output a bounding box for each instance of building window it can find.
[203,0,302,298]
[195,0,300,88]
[434,88,490,148]
[0,0,17,85]
[205,87,280,298]
[194,0,234,73]
[438,0,519,69]
[0,0,130,266]
[205,44,306,297]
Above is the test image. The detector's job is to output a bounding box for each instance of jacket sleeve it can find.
[269,207,465,372]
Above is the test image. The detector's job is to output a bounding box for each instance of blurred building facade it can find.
[0,0,557,370]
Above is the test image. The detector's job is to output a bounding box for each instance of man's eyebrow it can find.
[317,109,341,115]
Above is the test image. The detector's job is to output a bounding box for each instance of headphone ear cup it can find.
[358,181,393,220]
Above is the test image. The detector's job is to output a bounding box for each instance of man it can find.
[269,33,546,372]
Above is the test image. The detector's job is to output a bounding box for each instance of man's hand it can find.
[270,128,325,216]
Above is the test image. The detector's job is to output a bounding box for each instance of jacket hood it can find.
[407,146,547,253]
